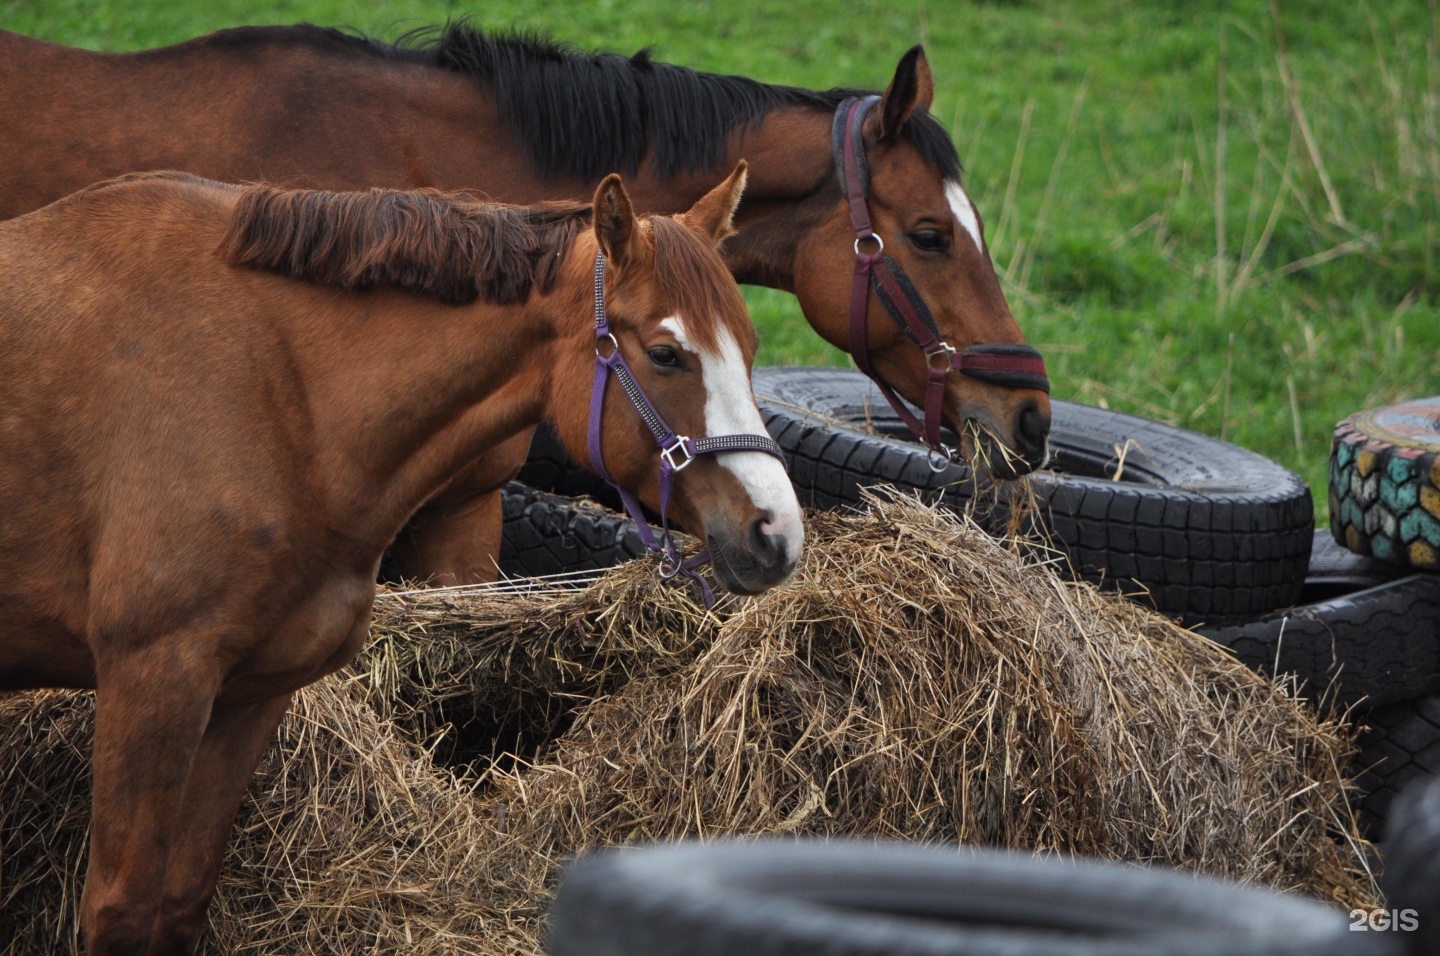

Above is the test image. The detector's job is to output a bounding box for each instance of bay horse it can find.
[0,164,801,955]
[0,24,1050,583]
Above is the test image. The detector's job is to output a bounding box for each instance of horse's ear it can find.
[679,161,748,244]
[879,45,935,141]
[593,173,637,266]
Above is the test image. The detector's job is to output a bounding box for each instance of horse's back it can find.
[0,173,295,465]
[0,31,154,218]
[0,27,504,221]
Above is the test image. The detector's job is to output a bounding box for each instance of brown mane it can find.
[220,185,589,306]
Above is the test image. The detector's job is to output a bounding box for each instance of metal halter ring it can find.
[661,437,696,472]
[928,444,956,473]
[595,332,620,359]
[854,233,885,257]
[926,343,957,372]
[658,549,683,578]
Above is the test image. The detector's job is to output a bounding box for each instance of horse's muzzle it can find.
[970,398,1051,480]
[707,515,797,594]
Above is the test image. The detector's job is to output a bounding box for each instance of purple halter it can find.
[585,252,788,606]
[833,95,1051,471]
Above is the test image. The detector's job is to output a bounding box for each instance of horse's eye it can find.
[908,229,950,253]
[647,346,684,369]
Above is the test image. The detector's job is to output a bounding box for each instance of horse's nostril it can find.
[1015,401,1051,460]
[748,513,785,567]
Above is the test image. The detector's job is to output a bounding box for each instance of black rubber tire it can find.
[1382,773,1440,955]
[1199,536,1440,710]
[1329,397,1440,572]
[1303,528,1413,599]
[377,483,642,583]
[547,840,1378,956]
[753,366,1314,626]
[519,424,629,515]
[496,482,645,578]
[1353,696,1440,838]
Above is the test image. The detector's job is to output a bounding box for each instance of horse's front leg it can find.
[82,647,221,956]
[146,692,293,956]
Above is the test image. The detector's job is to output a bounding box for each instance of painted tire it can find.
[1329,397,1440,571]
[1200,533,1440,711]
[752,366,1313,626]
[1382,773,1440,954]
[548,840,1371,956]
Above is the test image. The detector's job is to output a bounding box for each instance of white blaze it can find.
[945,179,985,251]
[660,317,804,564]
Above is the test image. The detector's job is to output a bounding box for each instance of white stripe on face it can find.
[659,317,804,564]
[945,179,984,251]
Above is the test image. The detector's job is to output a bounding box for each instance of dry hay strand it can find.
[0,490,1377,954]
[0,681,515,955]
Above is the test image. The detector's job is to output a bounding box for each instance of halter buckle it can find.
[854,233,885,257]
[595,332,619,359]
[926,343,957,372]
[928,444,956,473]
[661,437,695,472]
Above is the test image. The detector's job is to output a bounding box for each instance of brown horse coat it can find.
[0,24,1049,584]
[0,167,798,955]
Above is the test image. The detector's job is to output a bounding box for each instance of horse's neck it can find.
[292,288,567,546]
[706,108,836,291]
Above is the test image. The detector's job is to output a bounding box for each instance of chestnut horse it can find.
[0,24,1050,584]
[0,165,801,955]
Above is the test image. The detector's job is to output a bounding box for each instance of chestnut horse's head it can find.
[791,48,1051,479]
[556,164,803,594]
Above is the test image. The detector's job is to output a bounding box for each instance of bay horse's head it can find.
[791,48,1051,479]
[556,164,803,595]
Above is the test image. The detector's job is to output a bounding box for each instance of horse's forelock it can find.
[219,186,588,306]
[647,216,752,359]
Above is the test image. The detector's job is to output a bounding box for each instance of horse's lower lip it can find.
[706,538,774,595]
[708,546,759,595]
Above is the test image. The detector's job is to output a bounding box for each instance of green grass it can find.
[6,0,1438,523]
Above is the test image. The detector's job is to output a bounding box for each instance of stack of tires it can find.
[505,372,1440,835]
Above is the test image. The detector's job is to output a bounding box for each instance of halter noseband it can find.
[586,252,788,606]
[833,95,1050,470]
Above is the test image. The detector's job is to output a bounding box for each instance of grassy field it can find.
[6,0,1438,523]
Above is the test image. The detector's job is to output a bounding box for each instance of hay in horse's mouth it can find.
[0,490,1376,953]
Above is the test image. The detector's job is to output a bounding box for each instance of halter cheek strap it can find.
[586,253,788,607]
[833,95,1050,470]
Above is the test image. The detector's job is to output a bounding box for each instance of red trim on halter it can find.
[833,96,1049,467]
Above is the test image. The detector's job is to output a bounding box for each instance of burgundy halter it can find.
[833,95,1050,470]
[586,252,788,606]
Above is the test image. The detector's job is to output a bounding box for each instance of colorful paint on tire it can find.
[1330,397,1440,571]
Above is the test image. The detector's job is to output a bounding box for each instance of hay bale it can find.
[0,492,1377,954]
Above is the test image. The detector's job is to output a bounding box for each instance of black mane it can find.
[264,23,962,184]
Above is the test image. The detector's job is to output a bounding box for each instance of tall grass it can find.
[958,1,1440,520]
